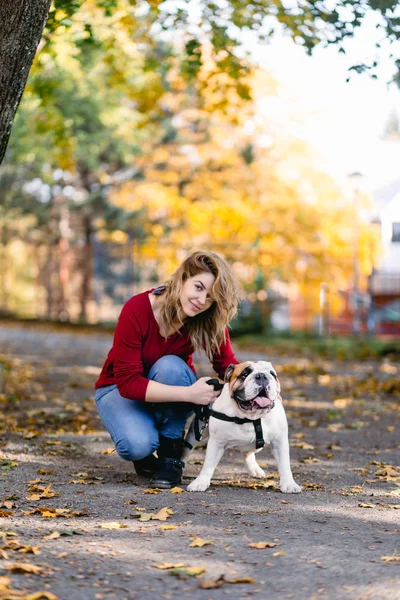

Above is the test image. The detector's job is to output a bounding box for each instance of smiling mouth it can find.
[235,387,275,411]
[190,301,201,311]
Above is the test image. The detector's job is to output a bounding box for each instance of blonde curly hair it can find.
[158,250,241,359]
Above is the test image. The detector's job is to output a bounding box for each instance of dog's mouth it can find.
[234,387,275,412]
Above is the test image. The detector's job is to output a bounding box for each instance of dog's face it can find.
[224,361,280,414]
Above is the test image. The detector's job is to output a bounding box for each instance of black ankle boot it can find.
[150,435,185,489]
[133,454,159,478]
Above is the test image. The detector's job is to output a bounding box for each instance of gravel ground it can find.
[0,322,399,600]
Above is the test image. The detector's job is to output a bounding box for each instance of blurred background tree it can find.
[1,0,400,163]
[0,0,386,332]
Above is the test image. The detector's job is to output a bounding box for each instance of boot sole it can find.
[150,479,182,489]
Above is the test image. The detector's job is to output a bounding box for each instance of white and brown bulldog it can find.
[186,361,301,494]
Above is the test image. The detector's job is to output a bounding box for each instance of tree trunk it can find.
[79,216,93,322]
[0,0,51,164]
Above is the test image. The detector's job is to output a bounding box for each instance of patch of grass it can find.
[233,332,400,360]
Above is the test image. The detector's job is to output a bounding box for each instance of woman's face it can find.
[180,271,215,318]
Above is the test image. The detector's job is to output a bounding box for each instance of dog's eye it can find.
[270,371,277,380]
[238,368,251,381]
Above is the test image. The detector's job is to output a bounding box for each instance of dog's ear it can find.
[224,364,237,383]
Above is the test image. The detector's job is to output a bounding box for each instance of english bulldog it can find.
[186,361,301,493]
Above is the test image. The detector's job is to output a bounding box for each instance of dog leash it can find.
[192,379,223,444]
[190,379,265,450]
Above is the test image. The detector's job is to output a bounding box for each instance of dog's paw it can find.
[187,476,211,492]
[248,466,266,479]
[280,479,301,494]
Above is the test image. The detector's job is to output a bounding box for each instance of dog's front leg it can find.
[271,436,301,493]
[187,438,225,492]
[244,451,266,478]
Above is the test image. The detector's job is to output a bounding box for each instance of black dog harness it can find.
[191,404,265,450]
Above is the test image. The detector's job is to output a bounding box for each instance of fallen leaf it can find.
[152,507,174,521]
[293,442,315,450]
[189,537,213,548]
[169,566,206,579]
[0,532,18,539]
[198,575,226,589]
[21,507,87,519]
[153,562,186,570]
[26,494,43,501]
[42,532,61,541]
[248,542,278,549]
[161,525,178,531]
[272,551,286,556]
[227,576,256,584]
[99,522,127,530]
[101,448,115,455]
[18,546,41,555]
[25,593,58,600]
[170,487,184,494]
[359,503,374,508]
[137,512,153,522]
[380,555,400,563]
[7,563,44,574]
[327,423,345,433]
[142,488,162,494]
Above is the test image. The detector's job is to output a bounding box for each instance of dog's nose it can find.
[255,373,267,382]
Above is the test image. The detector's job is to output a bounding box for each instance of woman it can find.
[94,250,240,488]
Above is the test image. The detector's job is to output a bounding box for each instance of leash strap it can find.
[194,405,211,442]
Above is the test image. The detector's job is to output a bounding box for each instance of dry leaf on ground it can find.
[99,522,127,530]
[153,507,174,521]
[25,592,58,600]
[189,537,213,548]
[380,555,400,563]
[228,576,256,584]
[7,563,44,574]
[248,542,278,549]
[198,575,226,589]
[153,562,186,570]
[168,566,206,579]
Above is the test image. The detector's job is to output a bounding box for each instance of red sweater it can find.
[95,290,238,401]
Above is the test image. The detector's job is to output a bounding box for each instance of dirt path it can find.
[0,323,399,600]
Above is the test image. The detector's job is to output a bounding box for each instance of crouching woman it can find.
[94,250,240,488]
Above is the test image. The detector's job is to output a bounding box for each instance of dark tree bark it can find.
[0,1,51,164]
[79,215,94,322]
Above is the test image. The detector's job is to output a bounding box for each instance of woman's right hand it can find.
[188,377,221,405]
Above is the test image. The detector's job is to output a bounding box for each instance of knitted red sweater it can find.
[95,290,238,401]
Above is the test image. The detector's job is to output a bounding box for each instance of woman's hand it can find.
[188,377,221,405]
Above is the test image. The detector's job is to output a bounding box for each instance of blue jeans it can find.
[94,355,196,461]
